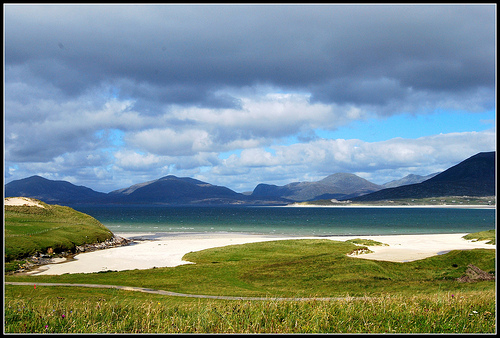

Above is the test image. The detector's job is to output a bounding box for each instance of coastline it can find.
[31,231,495,276]
[285,203,496,209]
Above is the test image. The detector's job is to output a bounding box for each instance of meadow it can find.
[4,237,496,333]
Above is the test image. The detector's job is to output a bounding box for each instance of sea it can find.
[70,205,496,237]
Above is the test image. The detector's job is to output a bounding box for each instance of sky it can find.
[3,4,496,193]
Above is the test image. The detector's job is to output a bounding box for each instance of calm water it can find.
[70,205,496,236]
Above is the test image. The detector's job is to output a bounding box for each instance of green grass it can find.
[346,238,389,246]
[6,239,495,297]
[4,221,496,333]
[463,230,496,245]
[4,284,495,333]
[4,200,114,262]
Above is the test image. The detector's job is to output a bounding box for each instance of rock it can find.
[75,235,132,253]
[10,234,132,275]
[457,264,495,283]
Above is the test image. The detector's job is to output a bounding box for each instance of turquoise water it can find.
[71,205,496,236]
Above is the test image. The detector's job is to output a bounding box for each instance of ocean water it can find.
[71,205,496,237]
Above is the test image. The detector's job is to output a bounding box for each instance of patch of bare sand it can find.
[4,197,45,208]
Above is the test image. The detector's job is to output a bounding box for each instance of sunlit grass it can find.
[5,236,495,333]
[4,285,495,333]
[4,201,113,262]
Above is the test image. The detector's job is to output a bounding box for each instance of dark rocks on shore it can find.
[11,234,132,274]
[75,235,132,253]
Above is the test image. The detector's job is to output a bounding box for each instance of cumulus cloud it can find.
[212,129,496,190]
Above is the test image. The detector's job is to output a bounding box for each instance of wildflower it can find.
[45,325,48,329]
[451,294,454,298]
[34,284,36,290]
[62,314,65,318]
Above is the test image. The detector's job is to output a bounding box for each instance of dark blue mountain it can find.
[351,151,496,201]
[4,175,108,204]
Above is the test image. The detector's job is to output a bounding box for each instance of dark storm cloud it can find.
[5,4,495,111]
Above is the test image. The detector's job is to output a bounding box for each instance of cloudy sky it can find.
[4,4,496,193]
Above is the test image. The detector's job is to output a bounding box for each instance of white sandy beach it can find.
[32,232,495,275]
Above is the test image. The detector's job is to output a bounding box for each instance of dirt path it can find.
[5,282,366,301]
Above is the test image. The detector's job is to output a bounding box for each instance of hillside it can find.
[351,152,495,201]
[382,173,439,188]
[107,175,246,204]
[4,175,108,204]
[4,198,114,262]
[251,173,382,201]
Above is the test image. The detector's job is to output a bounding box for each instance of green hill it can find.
[4,198,114,262]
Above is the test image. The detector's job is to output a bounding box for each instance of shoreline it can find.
[284,203,496,209]
[29,231,495,276]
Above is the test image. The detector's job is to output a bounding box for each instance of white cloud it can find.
[204,129,495,190]
[114,150,165,171]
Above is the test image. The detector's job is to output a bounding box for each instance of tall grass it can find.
[463,229,496,245]
[4,286,495,333]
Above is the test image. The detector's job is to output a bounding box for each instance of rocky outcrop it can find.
[75,235,131,253]
[10,235,132,274]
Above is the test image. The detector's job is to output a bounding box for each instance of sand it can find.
[31,232,495,275]
[4,197,45,208]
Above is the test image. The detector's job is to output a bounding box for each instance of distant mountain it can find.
[382,172,440,189]
[251,173,383,201]
[5,152,495,205]
[4,175,108,204]
[107,175,247,204]
[352,151,496,201]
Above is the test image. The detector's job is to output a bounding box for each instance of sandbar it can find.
[32,232,494,275]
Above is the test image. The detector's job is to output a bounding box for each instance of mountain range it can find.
[4,151,495,205]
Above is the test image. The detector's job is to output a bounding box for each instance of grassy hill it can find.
[4,198,114,262]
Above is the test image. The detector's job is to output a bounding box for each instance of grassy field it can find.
[4,285,495,333]
[4,200,114,269]
[4,236,496,333]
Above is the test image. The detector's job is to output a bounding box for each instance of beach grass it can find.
[4,236,495,333]
[4,285,495,333]
[463,229,496,245]
[4,202,114,263]
[346,238,389,246]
